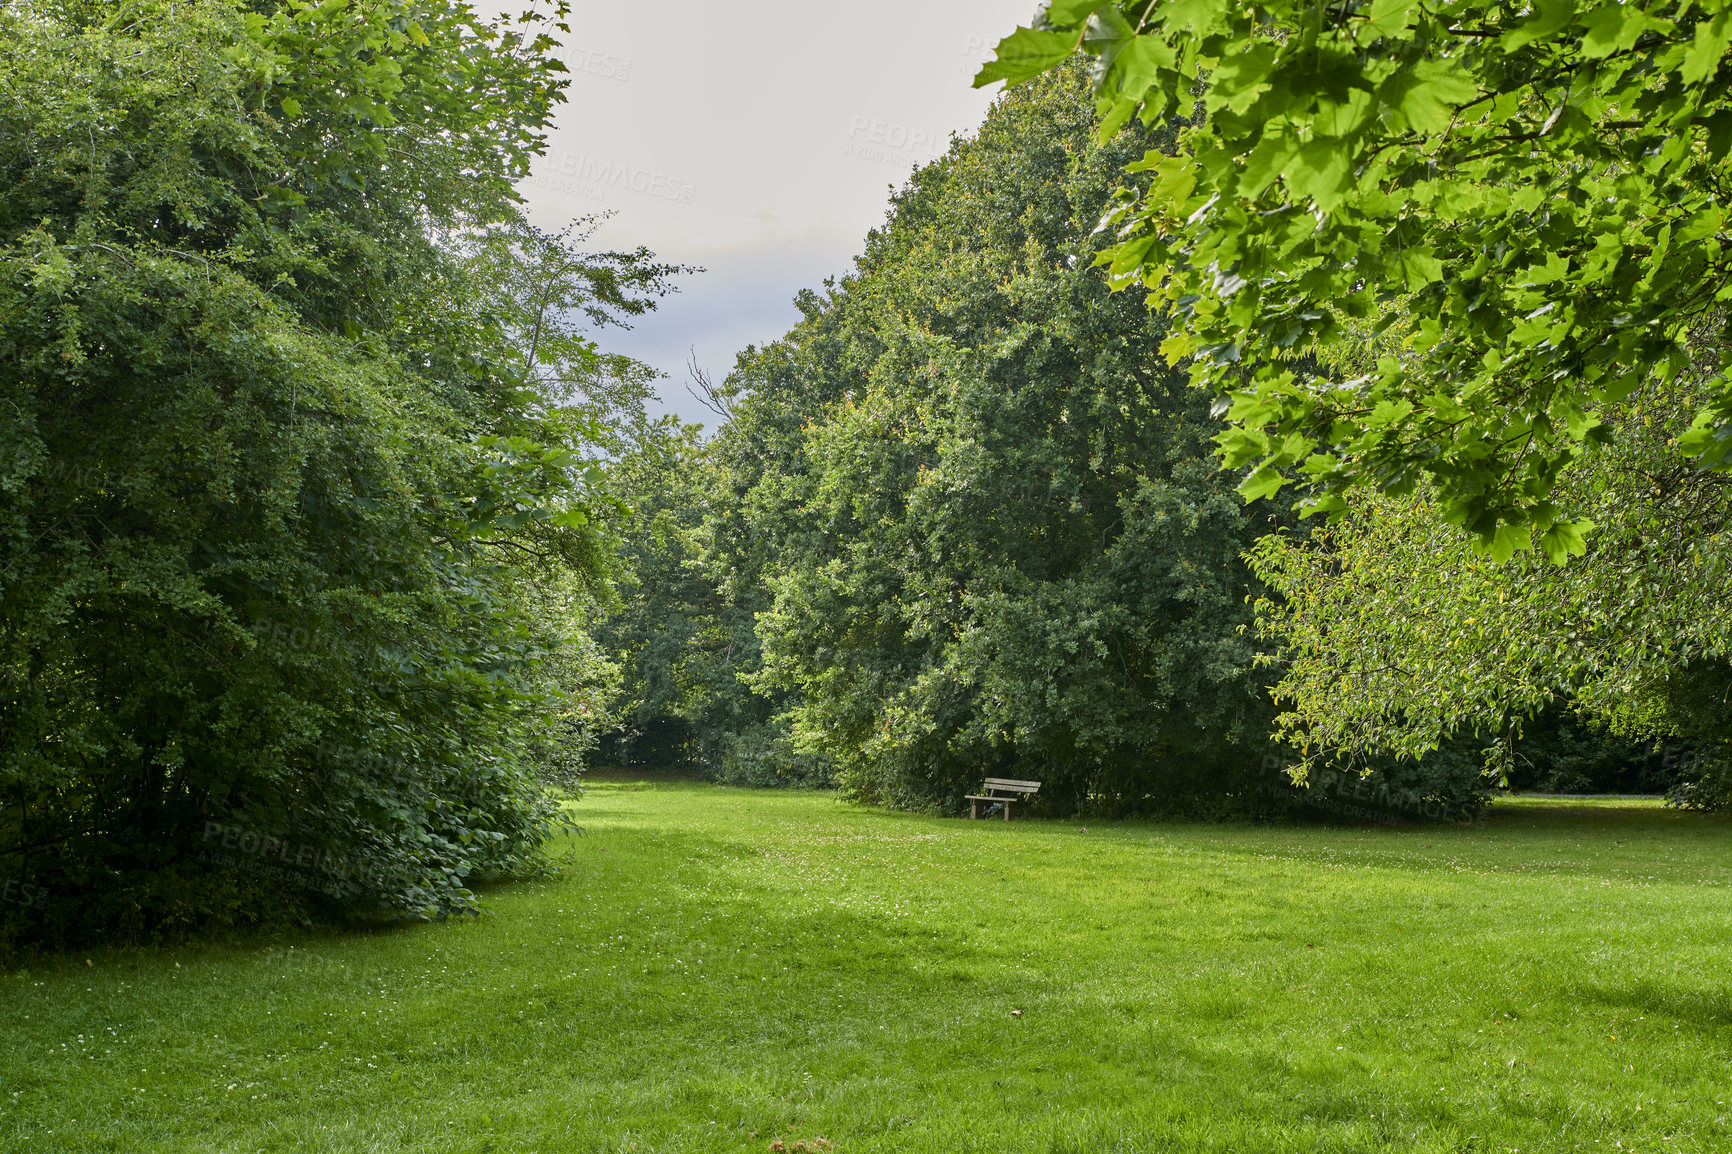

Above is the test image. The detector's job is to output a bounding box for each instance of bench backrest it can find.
[982,777,1041,796]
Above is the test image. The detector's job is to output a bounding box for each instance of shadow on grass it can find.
[578,767,708,786]
[1485,799,1724,831]
[1572,979,1732,1032]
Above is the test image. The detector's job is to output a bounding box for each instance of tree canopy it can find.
[0,0,672,947]
[576,68,1502,820]
[976,0,1732,560]
[694,72,1290,814]
[1248,374,1732,794]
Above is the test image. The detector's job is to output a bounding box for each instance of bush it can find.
[0,0,614,949]
[708,720,836,790]
[1657,662,1732,812]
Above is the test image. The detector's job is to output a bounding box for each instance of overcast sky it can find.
[506,0,1029,428]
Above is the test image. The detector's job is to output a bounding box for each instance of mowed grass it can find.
[3,785,1730,1153]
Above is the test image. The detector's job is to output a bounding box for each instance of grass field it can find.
[3,783,1729,1153]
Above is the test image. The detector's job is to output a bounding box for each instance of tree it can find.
[1247,374,1732,798]
[448,216,690,449]
[0,0,666,947]
[582,397,840,788]
[588,417,728,770]
[975,0,1732,558]
[730,71,1288,814]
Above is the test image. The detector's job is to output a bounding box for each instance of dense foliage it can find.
[581,71,1501,820]
[585,385,837,788]
[1248,377,1732,803]
[977,0,1732,557]
[964,3,1732,810]
[588,418,725,771]
[1500,707,1705,796]
[701,74,1287,815]
[0,0,668,948]
[14,0,1695,963]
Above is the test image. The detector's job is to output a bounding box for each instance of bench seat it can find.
[965,778,1042,820]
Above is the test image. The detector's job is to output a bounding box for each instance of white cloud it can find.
[497,0,1028,424]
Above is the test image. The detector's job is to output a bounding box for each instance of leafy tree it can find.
[727,71,1287,815]
[976,0,1732,556]
[1247,376,1732,798]
[0,0,668,947]
[589,417,726,770]
[1497,706,1696,795]
[1648,661,1732,809]
[511,565,624,793]
[676,325,856,789]
[449,216,689,448]
[584,410,838,788]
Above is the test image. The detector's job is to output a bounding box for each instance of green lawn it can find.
[4,784,1730,1152]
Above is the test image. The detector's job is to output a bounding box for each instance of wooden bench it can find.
[965,777,1041,820]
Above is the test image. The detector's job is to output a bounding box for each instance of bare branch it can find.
[684,348,733,421]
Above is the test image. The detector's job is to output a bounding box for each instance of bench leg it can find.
[1003,799,1016,821]
[970,798,983,820]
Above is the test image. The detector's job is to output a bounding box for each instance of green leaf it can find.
[279,96,301,118]
[1285,139,1352,210]
[1144,154,1196,213]
[1399,248,1444,289]
[1424,392,1467,421]
[1045,0,1103,23]
[1581,1,1649,58]
[1365,398,1415,428]
[1484,523,1532,564]
[974,27,1078,87]
[1159,0,1229,35]
[1539,518,1592,565]
[1218,427,1269,469]
[1499,0,1577,52]
[1682,11,1731,84]
[1097,94,1141,137]
[1677,409,1732,468]
[1239,131,1299,198]
[1700,108,1732,161]
[1101,33,1175,106]
[1082,3,1135,46]
[1363,0,1418,41]
[1314,88,1375,137]
[1238,463,1288,502]
[1392,58,1479,133]
[1209,42,1278,114]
